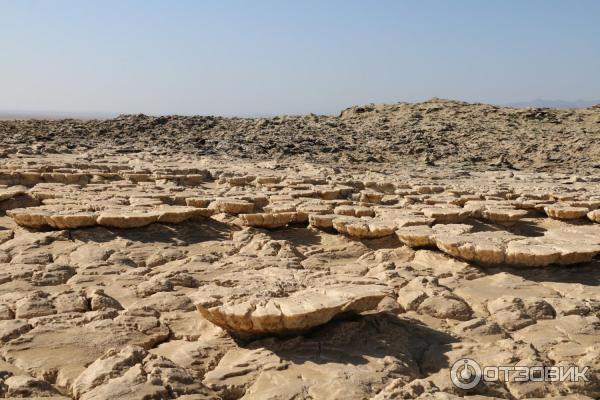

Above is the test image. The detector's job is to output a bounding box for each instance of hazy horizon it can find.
[2,97,600,120]
[2,0,599,116]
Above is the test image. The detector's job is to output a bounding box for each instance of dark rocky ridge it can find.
[2,98,600,172]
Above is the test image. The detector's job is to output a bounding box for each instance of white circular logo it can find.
[450,358,482,389]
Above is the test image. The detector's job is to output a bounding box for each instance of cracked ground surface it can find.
[0,152,599,399]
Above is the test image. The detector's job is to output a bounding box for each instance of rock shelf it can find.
[1,142,600,398]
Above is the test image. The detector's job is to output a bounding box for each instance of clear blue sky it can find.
[1,0,599,116]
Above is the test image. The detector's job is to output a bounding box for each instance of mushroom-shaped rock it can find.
[191,282,391,338]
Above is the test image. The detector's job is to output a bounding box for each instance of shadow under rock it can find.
[70,218,235,245]
[483,258,600,286]
[240,313,456,374]
[502,219,547,237]
[466,218,547,237]
[265,225,322,247]
[268,225,403,251]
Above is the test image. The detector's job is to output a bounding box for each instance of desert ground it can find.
[0,99,599,399]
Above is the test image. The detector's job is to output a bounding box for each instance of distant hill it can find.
[2,98,600,172]
[504,99,600,109]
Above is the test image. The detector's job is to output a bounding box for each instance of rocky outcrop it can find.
[1,152,600,399]
[192,277,391,337]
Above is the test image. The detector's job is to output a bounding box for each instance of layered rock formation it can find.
[1,102,600,398]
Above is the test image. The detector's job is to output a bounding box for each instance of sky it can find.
[1,0,599,116]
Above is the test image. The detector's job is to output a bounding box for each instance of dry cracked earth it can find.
[1,101,600,399]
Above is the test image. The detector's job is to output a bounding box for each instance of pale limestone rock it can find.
[3,155,600,399]
[75,347,216,399]
[97,209,160,228]
[482,207,528,222]
[209,198,254,214]
[588,209,600,223]
[192,282,391,337]
[333,205,374,217]
[375,208,436,227]
[204,315,422,399]
[54,292,89,314]
[155,205,209,223]
[262,202,297,213]
[225,175,256,186]
[0,319,32,343]
[359,190,385,203]
[88,289,124,311]
[372,378,439,400]
[31,263,76,286]
[79,364,169,400]
[545,203,590,220]
[239,212,306,229]
[487,295,555,331]
[421,207,471,223]
[145,249,187,268]
[6,207,52,229]
[308,213,337,229]
[0,229,13,244]
[4,374,62,398]
[434,225,600,267]
[15,291,56,319]
[185,197,211,207]
[296,202,334,214]
[332,216,397,238]
[463,200,528,222]
[396,224,473,248]
[397,276,472,320]
[7,206,98,229]
[0,303,15,320]
[1,312,169,390]
[0,186,27,201]
[71,345,147,398]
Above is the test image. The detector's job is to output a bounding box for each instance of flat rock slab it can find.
[435,226,600,267]
[239,212,307,229]
[332,216,397,238]
[7,205,211,229]
[191,280,391,337]
[545,204,590,220]
[421,207,471,223]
